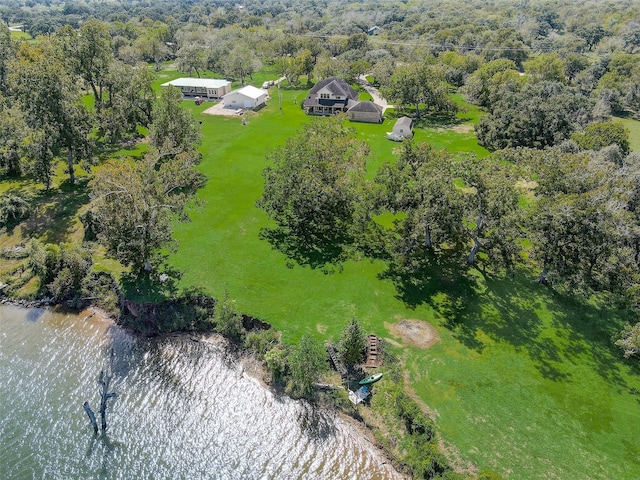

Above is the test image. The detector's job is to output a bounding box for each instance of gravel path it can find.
[358,75,394,112]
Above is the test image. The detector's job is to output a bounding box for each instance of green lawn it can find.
[9,29,32,40]
[614,115,640,152]
[2,69,637,479]
[163,84,639,478]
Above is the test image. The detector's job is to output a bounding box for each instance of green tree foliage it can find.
[456,156,523,269]
[28,240,92,303]
[222,44,261,86]
[257,116,369,265]
[375,142,524,273]
[499,147,640,296]
[615,322,640,359]
[9,40,93,185]
[57,20,113,114]
[99,61,155,142]
[462,59,519,107]
[89,148,203,273]
[0,94,26,176]
[0,23,11,93]
[48,245,93,303]
[523,52,566,83]
[383,62,457,119]
[213,291,245,341]
[22,127,56,190]
[286,333,327,398]
[576,24,606,51]
[476,81,593,150]
[176,43,207,78]
[149,86,202,153]
[375,142,464,268]
[571,121,630,156]
[0,193,30,228]
[264,347,288,381]
[338,317,366,368]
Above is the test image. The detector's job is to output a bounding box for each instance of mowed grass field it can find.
[2,67,637,478]
[157,74,640,479]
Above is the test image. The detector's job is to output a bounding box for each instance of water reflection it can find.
[0,306,403,480]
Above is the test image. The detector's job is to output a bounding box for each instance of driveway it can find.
[358,75,394,113]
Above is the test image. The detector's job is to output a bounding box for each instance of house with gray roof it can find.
[303,77,360,116]
[348,100,383,123]
[303,77,384,123]
[387,116,414,141]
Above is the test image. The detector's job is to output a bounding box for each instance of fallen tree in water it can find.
[83,349,118,434]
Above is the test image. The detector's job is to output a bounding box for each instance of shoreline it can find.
[0,301,409,479]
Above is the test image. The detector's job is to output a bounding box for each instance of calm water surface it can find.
[0,305,401,479]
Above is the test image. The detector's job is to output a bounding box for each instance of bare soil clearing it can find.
[386,319,440,348]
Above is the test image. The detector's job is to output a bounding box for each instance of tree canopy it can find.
[258,116,369,267]
[89,147,203,273]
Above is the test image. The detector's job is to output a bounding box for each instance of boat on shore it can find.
[359,373,383,385]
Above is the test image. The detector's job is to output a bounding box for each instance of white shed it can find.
[161,78,231,99]
[387,116,414,141]
[222,85,267,109]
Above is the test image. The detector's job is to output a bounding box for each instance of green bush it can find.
[82,271,120,314]
[264,347,288,381]
[0,193,30,228]
[213,291,245,342]
[245,329,279,359]
[47,245,93,304]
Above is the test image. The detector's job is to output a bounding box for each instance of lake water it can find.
[0,305,402,479]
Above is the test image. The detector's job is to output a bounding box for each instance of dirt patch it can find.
[450,124,474,133]
[386,319,440,349]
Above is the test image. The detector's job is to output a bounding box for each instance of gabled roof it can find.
[236,85,266,99]
[348,101,383,114]
[308,77,359,100]
[161,78,230,89]
[394,116,413,130]
[224,85,266,100]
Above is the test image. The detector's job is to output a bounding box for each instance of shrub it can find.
[47,245,93,303]
[213,291,245,342]
[245,329,279,359]
[264,347,288,381]
[0,194,30,228]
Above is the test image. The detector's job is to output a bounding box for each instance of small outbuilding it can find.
[347,100,384,123]
[161,78,231,99]
[387,116,414,141]
[223,85,268,109]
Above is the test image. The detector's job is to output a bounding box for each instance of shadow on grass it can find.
[120,263,182,303]
[20,179,91,244]
[259,226,350,272]
[380,250,637,391]
[94,137,148,162]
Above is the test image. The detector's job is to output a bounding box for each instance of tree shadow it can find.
[94,137,147,162]
[378,249,486,352]
[378,245,637,393]
[296,402,337,444]
[259,226,350,272]
[120,262,183,303]
[20,179,91,244]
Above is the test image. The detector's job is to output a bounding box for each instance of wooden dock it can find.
[365,334,383,368]
[326,343,348,377]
